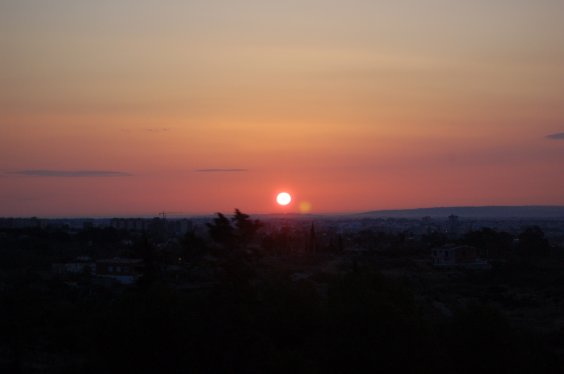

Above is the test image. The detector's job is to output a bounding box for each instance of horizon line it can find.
[2,204,564,220]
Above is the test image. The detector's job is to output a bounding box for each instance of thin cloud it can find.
[546,132,564,140]
[119,128,170,133]
[9,170,131,177]
[195,168,248,173]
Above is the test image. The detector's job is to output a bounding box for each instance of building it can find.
[52,256,96,276]
[432,245,482,267]
[96,258,144,285]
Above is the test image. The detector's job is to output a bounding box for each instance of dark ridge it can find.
[358,205,564,219]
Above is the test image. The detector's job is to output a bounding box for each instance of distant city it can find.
[3,205,564,242]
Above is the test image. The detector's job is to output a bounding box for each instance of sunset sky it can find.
[1,0,564,217]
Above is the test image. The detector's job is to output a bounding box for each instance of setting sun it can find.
[276,192,292,206]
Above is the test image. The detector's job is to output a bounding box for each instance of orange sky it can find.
[1,1,564,217]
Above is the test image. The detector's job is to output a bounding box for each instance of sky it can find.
[1,0,564,217]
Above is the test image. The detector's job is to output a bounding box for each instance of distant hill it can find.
[358,206,564,219]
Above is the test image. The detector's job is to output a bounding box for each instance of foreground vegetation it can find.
[1,212,563,373]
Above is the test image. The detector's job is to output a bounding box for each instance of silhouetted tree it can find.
[517,226,550,257]
[232,209,262,248]
[136,234,160,288]
[207,210,262,251]
[306,223,317,253]
[207,213,234,249]
[421,230,449,249]
[462,228,513,258]
[181,230,207,259]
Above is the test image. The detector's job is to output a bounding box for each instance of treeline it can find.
[1,211,563,372]
[0,212,559,269]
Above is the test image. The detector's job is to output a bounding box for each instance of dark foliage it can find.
[461,228,513,258]
[1,217,563,373]
[207,209,262,251]
[518,226,550,257]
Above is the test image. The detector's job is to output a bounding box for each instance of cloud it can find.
[195,168,248,173]
[546,132,564,140]
[9,170,131,177]
[119,128,170,133]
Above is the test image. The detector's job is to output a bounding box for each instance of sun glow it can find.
[276,192,292,206]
